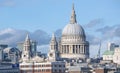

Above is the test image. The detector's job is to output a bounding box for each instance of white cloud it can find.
[0,22,119,58]
[0,28,27,46]
[84,18,104,29]
[0,28,15,35]
[96,24,120,40]
[0,0,15,7]
[0,28,50,47]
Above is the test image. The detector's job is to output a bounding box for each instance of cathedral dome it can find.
[61,4,86,42]
[59,4,89,60]
[62,23,85,36]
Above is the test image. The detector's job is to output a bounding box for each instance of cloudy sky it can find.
[0,0,120,57]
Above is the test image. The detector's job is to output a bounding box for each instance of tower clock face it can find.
[50,53,53,57]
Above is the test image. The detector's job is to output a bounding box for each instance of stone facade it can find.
[103,47,120,65]
[113,48,120,64]
[103,50,114,61]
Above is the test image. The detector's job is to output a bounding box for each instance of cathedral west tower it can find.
[48,33,59,62]
[21,34,32,62]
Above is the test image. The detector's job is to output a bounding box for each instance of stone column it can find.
[77,45,79,54]
[86,45,89,54]
[74,45,75,54]
[84,45,86,54]
[83,45,84,54]
[63,45,64,53]
[61,45,62,53]
[76,45,78,54]
[67,45,69,53]
[79,45,81,54]
[79,48,80,54]
[80,45,83,53]
[70,45,72,54]
[66,45,67,53]
[80,45,81,54]
[78,45,79,54]
[82,45,84,53]
[74,45,76,54]
[64,45,66,53]
[71,45,72,53]
[73,45,74,53]
[62,45,64,53]
[76,45,77,54]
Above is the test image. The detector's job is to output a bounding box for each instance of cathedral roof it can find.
[62,23,85,36]
[32,55,45,63]
[103,50,114,55]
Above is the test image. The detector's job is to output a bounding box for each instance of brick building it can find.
[20,61,65,73]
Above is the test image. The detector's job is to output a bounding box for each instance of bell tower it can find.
[48,33,59,61]
[22,34,31,62]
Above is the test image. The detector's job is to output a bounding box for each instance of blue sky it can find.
[0,0,120,33]
[0,0,120,57]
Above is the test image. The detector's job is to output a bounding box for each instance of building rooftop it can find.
[103,50,114,55]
